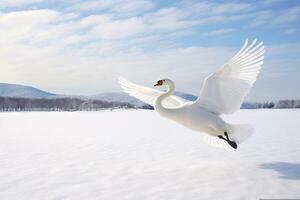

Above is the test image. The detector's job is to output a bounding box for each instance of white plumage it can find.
[119,77,187,109]
[119,39,264,149]
[196,38,264,114]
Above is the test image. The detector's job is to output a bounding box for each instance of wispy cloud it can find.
[212,3,253,14]
[250,6,300,28]
[0,0,44,7]
[70,0,155,14]
[205,28,236,36]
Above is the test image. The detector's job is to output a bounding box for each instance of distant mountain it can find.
[92,92,147,107]
[0,83,57,98]
[241,102,261,109]
[92,92,199,108]
[174,92,198,101]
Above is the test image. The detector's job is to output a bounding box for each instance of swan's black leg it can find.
[218,135,227,141]
[224,132,230,140]
[224,132,238,149]
[218,132,238,149]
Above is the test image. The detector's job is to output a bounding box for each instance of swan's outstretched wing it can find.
[195,39,264,114]
[118,77,187,108]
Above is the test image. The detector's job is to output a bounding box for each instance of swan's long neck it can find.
[154,82,175,117]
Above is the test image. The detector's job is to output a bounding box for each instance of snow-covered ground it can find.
[0,110,299,200]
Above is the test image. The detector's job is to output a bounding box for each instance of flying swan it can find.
[119,39,264,149]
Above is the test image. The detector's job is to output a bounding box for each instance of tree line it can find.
[242,99,300,109]
[0,96,298,112]
[0,97,138,112]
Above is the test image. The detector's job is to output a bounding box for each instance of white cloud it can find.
[250,6,300,28]
[111,0,154,13]
[205,28,236,36]
[0,9,60,26]
[283,28,298,34]
[263,0,285,4]
[212,3,253,14]
[89,17,145,39]
[0,40,234,95]
[71,0,155,14]
[0,10,60,44]
[76,14,111,28]
[0,9,79,47]
[0,7,235,94]
[272,6,300,24]
[71,0,113,10]
[181,1,253,15]
[0,0,43,7]
[183,1,299,32]
[71,7,202,40]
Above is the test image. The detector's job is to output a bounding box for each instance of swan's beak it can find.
[154,80,163,87]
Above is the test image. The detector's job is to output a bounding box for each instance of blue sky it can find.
[0,0,299,101]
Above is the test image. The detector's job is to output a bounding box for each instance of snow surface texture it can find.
[0,110,299,200]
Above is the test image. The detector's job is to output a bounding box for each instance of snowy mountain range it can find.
[0,82,298,109]
[92,92,147,107]
[92,92,198,107]
[0,83,197,106]
[0,83,57,98]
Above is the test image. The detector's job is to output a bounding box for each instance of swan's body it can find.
[154,80,227,136]
[119,39,264,149]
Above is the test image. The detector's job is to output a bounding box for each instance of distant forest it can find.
[0,97,140,111]
[242,100,300,109]
[0,96,298,112]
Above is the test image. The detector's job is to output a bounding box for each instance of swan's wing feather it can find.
[118,77,187,108]
[196,39,264,114]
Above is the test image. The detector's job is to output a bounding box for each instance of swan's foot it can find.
[217,132,238,149]
[227,140,238,149]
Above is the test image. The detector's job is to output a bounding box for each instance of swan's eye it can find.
[154,80,164,86]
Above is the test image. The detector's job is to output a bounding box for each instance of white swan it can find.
[119,39,264,149]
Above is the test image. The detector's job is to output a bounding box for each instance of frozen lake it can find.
[0,110,299,200]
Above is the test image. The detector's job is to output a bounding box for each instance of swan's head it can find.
[154,79,174,87]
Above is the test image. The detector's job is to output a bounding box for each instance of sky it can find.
[0,0,299,101]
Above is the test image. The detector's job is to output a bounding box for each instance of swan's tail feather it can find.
[227,123,253,144]
[202,134,231,149]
